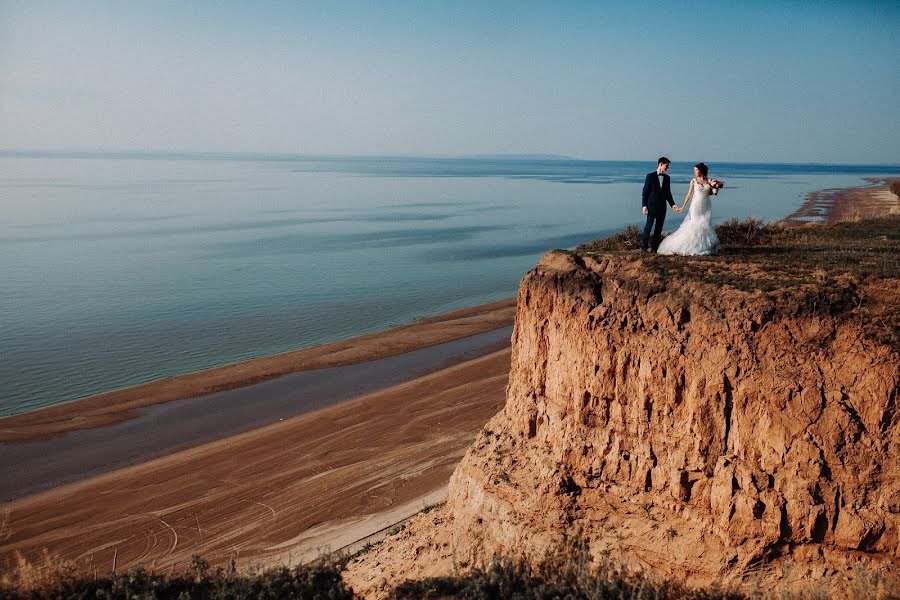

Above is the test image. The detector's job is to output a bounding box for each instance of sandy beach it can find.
[1,179,896,578]
[0,326,513,501]
[0,298,514,572]
[782,176,900,224]
[0,348,511,573]
[0,298,515,443]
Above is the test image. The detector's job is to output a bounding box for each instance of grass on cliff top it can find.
[576,216,900,266]
[575,216,900,292]
[574,216,900,344]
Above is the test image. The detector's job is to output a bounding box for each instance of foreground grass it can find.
[0,554,354,600]
[390,536,746,600]
[4,540,897,600]
[387,534,898,600]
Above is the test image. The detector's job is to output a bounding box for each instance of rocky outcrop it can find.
[347,239,899,595]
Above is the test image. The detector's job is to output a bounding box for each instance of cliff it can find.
[345,217,899,596]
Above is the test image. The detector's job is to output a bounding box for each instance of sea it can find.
[2,152,898,417]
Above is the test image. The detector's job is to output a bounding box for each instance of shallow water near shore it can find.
[0,325,512,501]
[1,153,898,416]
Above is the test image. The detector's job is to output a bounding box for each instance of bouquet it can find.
[710,179,725,195]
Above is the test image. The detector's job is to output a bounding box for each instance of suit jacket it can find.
[642,171,675,212]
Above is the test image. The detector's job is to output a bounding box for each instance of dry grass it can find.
[575,216,900,346]
[576,225,642,253]
[387,534,899,599]
[713,217,777,246]
[0,551,354,599]
[0,510,9,544]
[1,550,79,594]
[3,534,897,598]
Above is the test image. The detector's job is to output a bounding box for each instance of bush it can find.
[387,534,899,599]
[575,218,781,253]
[0,555,354,600]
[713,217,774,247]
[576,225,642,253]
[389,534,746,600]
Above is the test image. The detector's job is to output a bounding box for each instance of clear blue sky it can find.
[1,1,898,163]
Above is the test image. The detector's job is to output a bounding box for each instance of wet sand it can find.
[0,327,512,502]
[0,298,516,574]
[0,349,511,574]
[0,298,515,443]
[782,176,900,225]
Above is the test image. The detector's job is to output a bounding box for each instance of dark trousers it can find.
[641,208,666,252]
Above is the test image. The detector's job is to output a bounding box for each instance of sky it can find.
[1,1,898,163]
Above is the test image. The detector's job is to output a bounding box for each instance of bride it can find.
[657,162,720,256]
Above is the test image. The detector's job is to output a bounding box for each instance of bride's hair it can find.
[694,162,709,177]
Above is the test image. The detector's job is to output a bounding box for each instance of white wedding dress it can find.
[657,178,720,256]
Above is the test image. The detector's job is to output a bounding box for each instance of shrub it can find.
[576,225,642,253]
[419,502,445,515]
[575,218,780,253]
[387,533,899,599]
[713,217,773,246]
[0,555,354,600]
[388,534,746,600]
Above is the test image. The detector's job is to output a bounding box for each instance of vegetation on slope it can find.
[0,554,354,600]
[4,539,897,599]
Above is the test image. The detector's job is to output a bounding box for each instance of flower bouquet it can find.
[710,179,725,195]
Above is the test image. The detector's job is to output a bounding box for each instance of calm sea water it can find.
[2,153,898,416]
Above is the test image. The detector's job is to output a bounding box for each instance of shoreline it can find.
[0,298,515,443]
[781,176,900,225]
[0,348,512,574]
[0,326,513,501]
[2,178,896,578]
[2,176,895,443]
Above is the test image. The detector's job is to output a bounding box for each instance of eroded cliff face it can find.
[346,249,899,595]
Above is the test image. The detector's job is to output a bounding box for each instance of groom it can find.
[641,156,678,253]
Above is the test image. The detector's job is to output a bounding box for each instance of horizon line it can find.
[1,149,899,169]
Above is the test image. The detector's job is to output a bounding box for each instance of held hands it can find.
[642,206,648,216]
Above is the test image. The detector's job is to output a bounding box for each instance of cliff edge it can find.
[346,217,899,596]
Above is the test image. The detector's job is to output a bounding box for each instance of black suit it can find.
[641,171,676,252]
